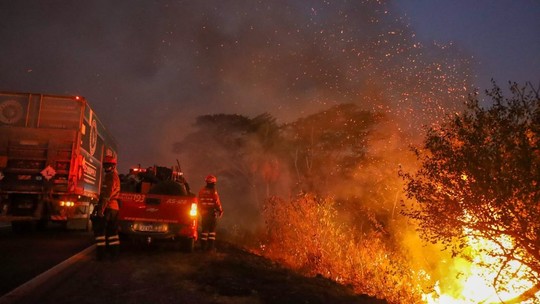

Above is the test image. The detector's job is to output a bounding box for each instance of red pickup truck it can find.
[118,166,198,252]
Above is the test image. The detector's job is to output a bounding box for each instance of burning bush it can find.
[401,82,540,303]
[260,193,429,303]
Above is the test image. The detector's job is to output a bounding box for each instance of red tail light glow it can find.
[189,203,197,217]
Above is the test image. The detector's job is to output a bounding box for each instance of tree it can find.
[173,113,281,184]
[400,82,540,302]
[281,103,382,193]
[172,113,284,227]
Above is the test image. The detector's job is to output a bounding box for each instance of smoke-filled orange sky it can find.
[0,0,538,174]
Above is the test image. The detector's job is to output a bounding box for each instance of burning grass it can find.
[258,193,430,303]
[252,192,540,304]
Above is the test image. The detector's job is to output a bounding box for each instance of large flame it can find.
[423,231,540,303]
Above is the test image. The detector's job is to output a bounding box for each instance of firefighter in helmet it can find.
[92,154,121,260]
[198,174,223,252]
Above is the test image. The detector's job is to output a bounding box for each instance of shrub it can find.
[259,193,428,303]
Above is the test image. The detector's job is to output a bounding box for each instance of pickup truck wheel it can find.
[180,238,194,253]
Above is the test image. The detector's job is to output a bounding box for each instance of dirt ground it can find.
[16,241,388,304]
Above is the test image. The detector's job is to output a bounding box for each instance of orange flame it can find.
[423,231,540,303]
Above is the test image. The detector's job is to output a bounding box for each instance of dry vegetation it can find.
[257,193,429,303]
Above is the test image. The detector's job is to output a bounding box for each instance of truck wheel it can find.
[11,221,32,233]
[36,218,49,231]
[36,201,49,231]
[86,204,95,232]
[85,218,93,232]
[180,238,194,253]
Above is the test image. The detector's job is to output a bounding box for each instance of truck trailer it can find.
[0,91,118,231]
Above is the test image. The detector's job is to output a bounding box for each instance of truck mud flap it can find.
[66,218,91,231]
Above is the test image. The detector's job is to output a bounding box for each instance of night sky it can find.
[1,1,538,174]
[396,1,540,91]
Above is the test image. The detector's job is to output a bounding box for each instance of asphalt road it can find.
[0,224,387,304]
[1,238,387,304]
[0,224,93,296]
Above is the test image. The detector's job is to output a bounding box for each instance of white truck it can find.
[0,91,118,231]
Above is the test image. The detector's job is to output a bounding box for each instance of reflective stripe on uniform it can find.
[208,232,216,240]
[200,232,208,241]
[95,235,106,246]
[107,235,120,245]
[107,235,119,241]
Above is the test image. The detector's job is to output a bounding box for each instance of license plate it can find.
[17,202,33,209]
[135,223,167,232]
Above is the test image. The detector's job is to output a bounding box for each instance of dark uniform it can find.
[198,175,223,251]
[92,155,121,260]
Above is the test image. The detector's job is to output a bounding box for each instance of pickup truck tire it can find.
[180,237,195,253]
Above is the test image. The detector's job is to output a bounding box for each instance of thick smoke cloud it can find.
[0,0,472,175]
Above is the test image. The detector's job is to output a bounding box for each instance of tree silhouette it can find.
[282,103,382,193]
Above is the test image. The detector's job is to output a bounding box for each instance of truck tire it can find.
[36,218,49,231]
[85,204,95,232]
[85,217,92,232]
[179,237,195,253]
[35,201,49,231]
[11,221,24,233]
[11,221,34,233]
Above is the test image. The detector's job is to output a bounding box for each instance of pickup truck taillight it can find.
[189,203,197,217]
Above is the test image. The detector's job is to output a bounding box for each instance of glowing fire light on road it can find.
[423,231,540,303]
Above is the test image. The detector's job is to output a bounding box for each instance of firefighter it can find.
[92,154,121,261]
[198,174,223,252]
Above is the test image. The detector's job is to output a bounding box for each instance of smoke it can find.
[156,0,475,286]
[0,0,475,286]
[0,0,473,174]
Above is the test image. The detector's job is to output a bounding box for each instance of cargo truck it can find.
[0,91,118,231]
